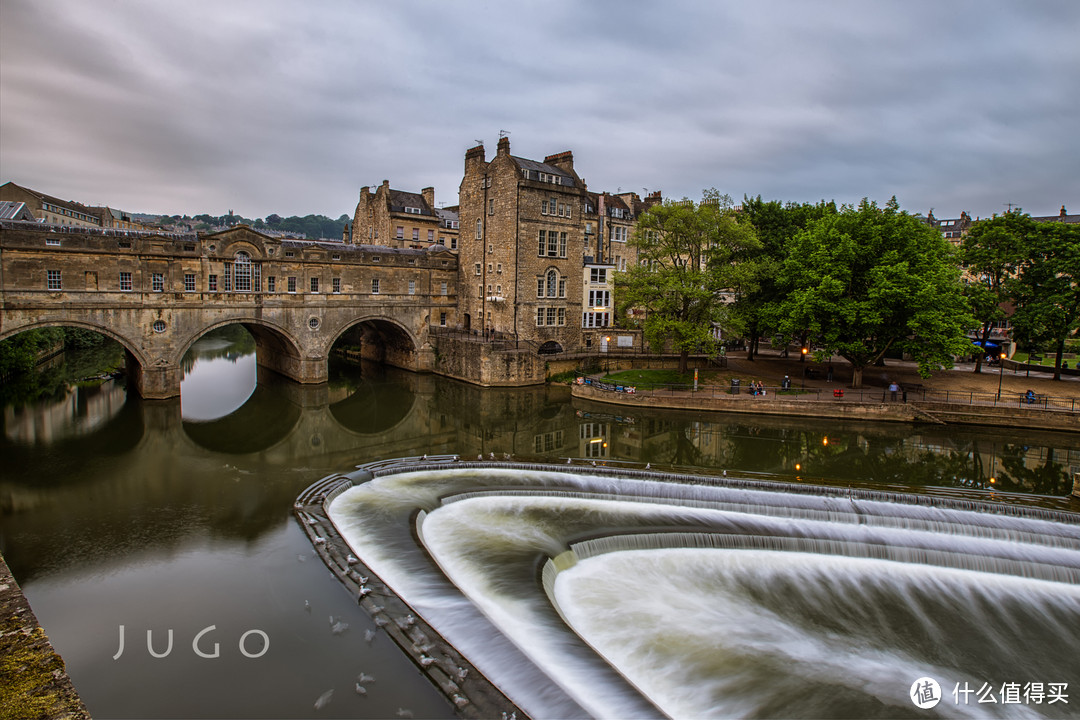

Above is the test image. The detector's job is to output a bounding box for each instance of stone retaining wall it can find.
[0,553,90,720]
[570,383,1080,432]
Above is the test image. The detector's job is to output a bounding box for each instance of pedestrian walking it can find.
[888,381,899,401]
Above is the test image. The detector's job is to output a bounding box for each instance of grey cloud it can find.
[2,0,1077,219]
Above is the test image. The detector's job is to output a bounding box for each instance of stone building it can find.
[0,181,156,231]
[349,180,458,251]
[457,137,659,353]
[1,181,106,229]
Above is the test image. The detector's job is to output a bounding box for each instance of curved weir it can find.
[300,459,1080,719]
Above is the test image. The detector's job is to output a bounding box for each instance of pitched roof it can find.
[511,156,575,186]
[0,200,37,221]
[388,189,434,216]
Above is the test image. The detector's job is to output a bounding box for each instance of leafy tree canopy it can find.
[960,210,1036,372]
[732,196,837,358]
[778,197,973,387]
[1008,219,1080,379]
[616,190,760,373]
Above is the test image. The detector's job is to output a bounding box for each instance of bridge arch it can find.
[176,318,304,368]
[328,314,424,369]
[0,318,150,369]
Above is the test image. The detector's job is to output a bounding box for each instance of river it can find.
[1,327,1078,719]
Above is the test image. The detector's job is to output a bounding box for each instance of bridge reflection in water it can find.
[2,335,1079,718]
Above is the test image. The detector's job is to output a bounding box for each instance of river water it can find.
[2,328,1079,719]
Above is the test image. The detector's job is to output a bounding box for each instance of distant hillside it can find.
[139,211,351,240]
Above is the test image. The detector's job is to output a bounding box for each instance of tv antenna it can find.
[1004,201,1017,212]
[474,139,484,146]
[499,129,511,138]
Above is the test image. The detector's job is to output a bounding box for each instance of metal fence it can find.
[576,377,1079,413]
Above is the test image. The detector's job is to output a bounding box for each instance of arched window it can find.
[234,251,252,292]
[546,269,558,297]
[228,251,260,292]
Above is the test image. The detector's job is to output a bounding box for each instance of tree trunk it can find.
[678,349,689,375]
[851,365,863,389]
[1053,338,1065,381]
[973,323,992,373]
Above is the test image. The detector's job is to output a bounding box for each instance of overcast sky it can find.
[2,0,1078,221]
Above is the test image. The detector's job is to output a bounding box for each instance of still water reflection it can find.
[1,328,1078,718]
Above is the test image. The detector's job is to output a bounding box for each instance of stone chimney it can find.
[1062,205,1068,220]
[497,136,510,157]
[421,187,435,209]
[544,151,574,174]
[465,144,486,173]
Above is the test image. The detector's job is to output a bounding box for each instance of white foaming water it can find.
[554,549,1080,719]
[328,467,1080,720]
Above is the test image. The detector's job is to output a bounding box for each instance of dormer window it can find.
[404,207,421,214]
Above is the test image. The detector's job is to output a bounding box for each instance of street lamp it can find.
[801,347,808,362]
[996,352,1007,401]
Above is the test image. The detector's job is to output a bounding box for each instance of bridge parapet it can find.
[2,224,458,398]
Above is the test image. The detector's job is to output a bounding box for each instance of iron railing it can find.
[575,377,1079,413]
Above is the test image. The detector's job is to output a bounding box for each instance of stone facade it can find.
[350,180,458,251]
[0,181,154,231]
[0,223,458,397]
[457,137,659,354]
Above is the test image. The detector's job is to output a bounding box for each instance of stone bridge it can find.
[0,223,459,397]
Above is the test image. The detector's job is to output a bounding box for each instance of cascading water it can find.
[324,464,1080,719]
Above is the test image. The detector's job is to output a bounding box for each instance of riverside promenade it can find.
[573,350,1080,433]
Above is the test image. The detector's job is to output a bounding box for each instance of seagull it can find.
[298,554,307,562]
[477,454,483,460]
[453,694,469,708]
[355,683,367,696]
[396,709,413,719]
[358,672,376,683]
[370,604,384,614]
[503,453,511,460]
[419,654,435,667]
[346,554,359,565]
[294,502,303,510]
[422,454,428,460]
[314,689,333,710]
[566,458,572,464]
[314,536,326,545]
[374,616,389,627]
[331,621,349,635]
[722,470,727,476]
[456,667,469,681]
[645,463,651,469]
[358,585,372,598]
[489,452,495,460]
[364,629,377,643]
[357,575,369,585]
[304,600,311,612]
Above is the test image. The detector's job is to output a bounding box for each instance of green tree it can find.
[0,327,65,376]
[959,211,1031,372]
[734,197,837,359]
[616,191,760,374]
[1008,220,1080,380]
[779,197,973,388]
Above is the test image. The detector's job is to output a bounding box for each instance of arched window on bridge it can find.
[232,251,260,292]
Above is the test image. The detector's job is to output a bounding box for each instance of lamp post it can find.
[996,352,1006,401]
